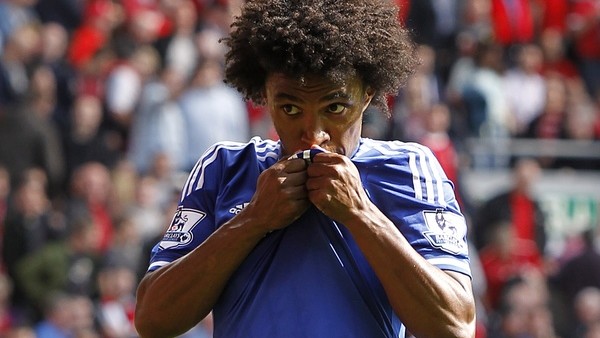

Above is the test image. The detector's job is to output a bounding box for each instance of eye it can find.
[282,104,301,115]
[327,103,347,114]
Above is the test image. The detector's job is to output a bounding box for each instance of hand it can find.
[243,158,310,232]
[306,152,371,224]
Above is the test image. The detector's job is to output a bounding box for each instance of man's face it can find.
[265,73,374,157]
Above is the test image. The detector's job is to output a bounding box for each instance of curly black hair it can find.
[222,0,418,115]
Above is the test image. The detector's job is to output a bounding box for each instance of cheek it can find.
[270,112,302,149]
[336,107,363,133]
[270,112,295,136]
[324,116,363,153]
[338,120,362,143]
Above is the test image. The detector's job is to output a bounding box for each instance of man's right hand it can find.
[241,158,310,233]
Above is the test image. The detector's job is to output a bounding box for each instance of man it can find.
[135,0,476,337]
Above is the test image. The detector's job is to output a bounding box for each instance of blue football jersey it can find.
[147,137,471,338]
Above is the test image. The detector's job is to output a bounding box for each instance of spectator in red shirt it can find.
[534,0,569,33]
[65,162,115,254]
[490,0,535,48]
[479,220,544,310]
[419,103,464,207]
[67,0,123,70]
[568,0,600,98]
[539,27,580,81]
[473,158,546,260]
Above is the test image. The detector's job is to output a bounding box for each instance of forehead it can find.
[265,73,364,98]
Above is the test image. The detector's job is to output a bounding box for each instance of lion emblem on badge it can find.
[160,207,206,249]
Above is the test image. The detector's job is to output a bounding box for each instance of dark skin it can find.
[135,73,476,338]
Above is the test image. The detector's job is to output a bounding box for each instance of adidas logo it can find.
[229,203,249,215]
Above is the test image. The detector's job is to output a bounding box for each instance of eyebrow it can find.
[273,91,352,103]
[322,91,351,101]
[274,93,302,103]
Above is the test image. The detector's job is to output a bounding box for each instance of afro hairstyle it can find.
[222,0,418,115]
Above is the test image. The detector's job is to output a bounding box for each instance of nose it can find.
[300,114,330,146]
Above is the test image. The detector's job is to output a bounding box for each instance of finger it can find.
[311,150,343,162]
[284,158,308,173]
[281,170,308,187]
[306,160,340,178]
[305,176,328,192]
[283,184,309,200]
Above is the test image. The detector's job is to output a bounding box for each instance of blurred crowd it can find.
[0,0,598,337]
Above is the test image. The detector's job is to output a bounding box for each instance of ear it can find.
[362,87,376,111]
